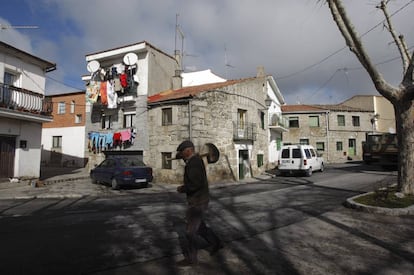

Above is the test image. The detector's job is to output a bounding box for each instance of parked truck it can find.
[362,133,398,167]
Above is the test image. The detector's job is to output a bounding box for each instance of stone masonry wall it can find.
[148,77,269,184]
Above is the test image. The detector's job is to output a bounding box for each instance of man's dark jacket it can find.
[183,154,209,206]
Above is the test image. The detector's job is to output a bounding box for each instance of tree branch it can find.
[327,0,397,100]
[403,50,414,85]
[377,1,410,73]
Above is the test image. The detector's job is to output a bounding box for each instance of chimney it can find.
[172,68,183,89]
[256,66,265,77]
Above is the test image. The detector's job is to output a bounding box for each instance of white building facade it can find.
[0,41,56,179]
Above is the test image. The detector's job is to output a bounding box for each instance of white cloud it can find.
[1,0,413,103]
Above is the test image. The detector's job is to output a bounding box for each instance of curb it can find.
[41,175,91,185]
[344,192,414,216]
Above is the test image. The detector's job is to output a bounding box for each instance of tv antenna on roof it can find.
[174,14,185,71]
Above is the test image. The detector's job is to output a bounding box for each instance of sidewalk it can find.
[1,168,413,216]
[0,166,260,200]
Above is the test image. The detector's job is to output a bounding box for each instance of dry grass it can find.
[354,186,414,208]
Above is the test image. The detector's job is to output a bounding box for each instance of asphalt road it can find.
[0,163,413,275]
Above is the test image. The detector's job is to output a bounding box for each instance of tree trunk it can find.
[395,97,414,195]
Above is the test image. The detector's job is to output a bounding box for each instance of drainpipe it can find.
[188,99,192,140]
[326,111,330,162]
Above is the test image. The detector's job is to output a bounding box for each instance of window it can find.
[299,139,309,145]
[162,152,172,169]
[75,114,82,124]
[292,149,301,158]
[257,154,264,167]
[237,109,247,128]
[260,111,265,129]
[352,116,360,127]
[336,141,343,151]
[316,142,325,151]
[101,115,111,129]
[309,116,319,127]
[3,72,18,103]
[52,136,62,148]
[281,149,290,158]
[58,102,66,114]
[124,113,135,128]
[99,159,116,168]
[70,101,75,113]
[162,108,172,126]
[304,149,312,159]
[337,115,345,126]
[289,116,299,128]
[4,71,18,86]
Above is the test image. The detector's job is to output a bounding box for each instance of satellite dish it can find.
[87,60,100,73]
[123,52,138,66]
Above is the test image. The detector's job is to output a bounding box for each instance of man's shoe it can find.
[209,242,224,256]
[176,259,198,267]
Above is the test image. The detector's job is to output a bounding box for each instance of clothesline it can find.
[88,128,137,153]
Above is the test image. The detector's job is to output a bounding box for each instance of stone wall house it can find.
[147,76,274,184]
[282,102,374,163]
[82,41,179,169]
[341,95,395,134]
[41,91,87,167]
[0,41,55,180]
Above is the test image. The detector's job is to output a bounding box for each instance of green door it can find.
[348,139,356,156]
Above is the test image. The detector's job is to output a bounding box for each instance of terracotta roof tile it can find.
[282,104,372,113]
[281,105,328,113]
[148,77,255,104]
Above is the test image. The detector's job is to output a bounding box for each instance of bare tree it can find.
[326,0,414,195]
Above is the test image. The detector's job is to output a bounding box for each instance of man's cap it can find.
[176,140,194,152]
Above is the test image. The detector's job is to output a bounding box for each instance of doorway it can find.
[238,150,250,180]
[0,136,16,178]
[348,139,356,157]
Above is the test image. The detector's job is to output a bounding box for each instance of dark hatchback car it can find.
[90,156,153,190]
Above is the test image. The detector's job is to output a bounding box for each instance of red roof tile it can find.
[148,77,255,104]
[281,105,328,113]
[282,104,371,113]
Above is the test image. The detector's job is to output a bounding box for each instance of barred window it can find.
[52,136,62,148]
[337,115,345,126]
[336,141,343,151]
[162,152,172,169]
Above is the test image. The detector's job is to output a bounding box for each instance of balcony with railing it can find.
[269,113,289,132]
[0,83,53,117]
[233,122,257,141]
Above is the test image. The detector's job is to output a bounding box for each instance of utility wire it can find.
[46,75,85,92]
[275,0,414,80]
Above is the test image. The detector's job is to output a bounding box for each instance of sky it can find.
[1,0,413,105]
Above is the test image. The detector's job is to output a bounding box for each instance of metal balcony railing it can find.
[269,114,288,128]
[233,122,257,141]
[0,84,52,115]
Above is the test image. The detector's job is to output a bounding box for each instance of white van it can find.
[278,144,324,176]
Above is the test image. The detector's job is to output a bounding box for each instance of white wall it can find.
[0,53,46,95]
[15,122,42,178]
[41,126,86,166]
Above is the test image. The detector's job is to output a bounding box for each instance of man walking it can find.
[176,140,223,266]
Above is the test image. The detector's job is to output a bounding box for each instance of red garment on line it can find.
[100,81,108,105]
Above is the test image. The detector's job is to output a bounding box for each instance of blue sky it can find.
[1,0,413,104]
